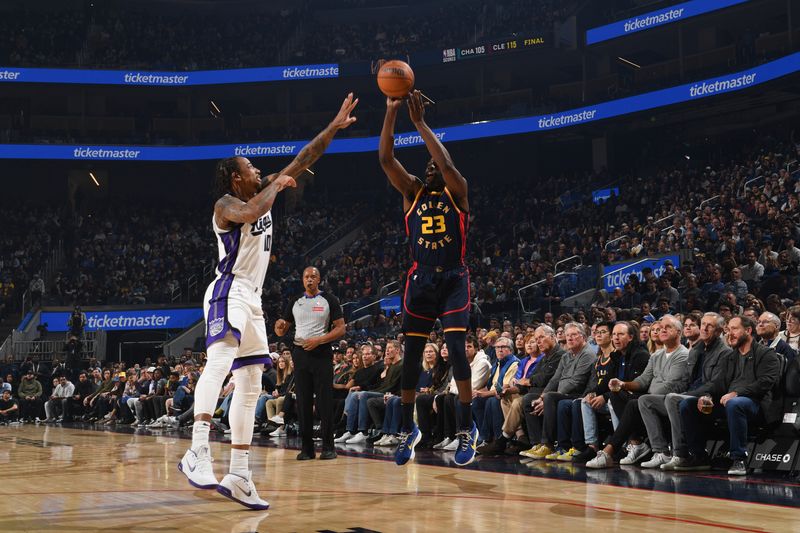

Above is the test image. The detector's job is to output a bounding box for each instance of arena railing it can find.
[516,271,577,315]
[555,255,582,274]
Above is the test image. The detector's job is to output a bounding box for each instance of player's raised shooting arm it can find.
[279,93,358,178]
[379,97,419,207]
[407,90,468,211]
[216,175,296,227]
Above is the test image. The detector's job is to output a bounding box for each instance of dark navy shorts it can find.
[401,263,470,336]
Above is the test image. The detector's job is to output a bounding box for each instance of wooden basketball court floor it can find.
[0,424,798,533]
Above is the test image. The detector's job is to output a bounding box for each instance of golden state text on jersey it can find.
[404,187,468,267]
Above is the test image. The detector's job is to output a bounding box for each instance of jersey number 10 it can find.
[421,215,447,235]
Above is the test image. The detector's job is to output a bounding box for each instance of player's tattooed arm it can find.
[215,175,296,228]
[279,93,358,178]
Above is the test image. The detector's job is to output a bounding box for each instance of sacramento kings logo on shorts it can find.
[208,317,225,336]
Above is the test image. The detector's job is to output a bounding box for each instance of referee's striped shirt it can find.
[282,291,343,347]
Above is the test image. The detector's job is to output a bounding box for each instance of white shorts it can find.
[204,277,269,361]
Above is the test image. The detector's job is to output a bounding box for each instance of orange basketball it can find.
[377,60,415,99]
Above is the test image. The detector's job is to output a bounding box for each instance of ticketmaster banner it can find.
[586,0,749,45]
[1,51,797,161]
[41,308,203,332]
[603,255,680,292]
[0,64,339,86]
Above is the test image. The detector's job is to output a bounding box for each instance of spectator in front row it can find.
[43,375,75,422]
[682,313,702,350]
[18,370,43,421]
[431,335,491,451]
[586,314,690,468]
[334,344,384,442]
[472,337,519,446]
[64,371,94,421]
[756,311,797,365]
[572,321,650,464]
[342,341,403,444]
[477,331,542,456]
[551,321,617,462]
[524,322,595,459]
[641,312,732,471]
[680,316,782,476]
[505,326,565,455]
[0,389,19,424]
[778,305,800,352]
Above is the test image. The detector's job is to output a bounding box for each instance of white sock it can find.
[502,431,512,439]
[230,448,249,477]
[192,420,211,451]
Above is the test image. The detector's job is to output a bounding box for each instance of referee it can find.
[275,266,345,461]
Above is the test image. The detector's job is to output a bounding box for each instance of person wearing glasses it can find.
[523,322,595,460]
[756,312,797,366]
[778,305,800,352]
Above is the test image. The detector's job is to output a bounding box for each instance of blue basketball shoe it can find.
[454,422,478,466]
[394,424,422,466]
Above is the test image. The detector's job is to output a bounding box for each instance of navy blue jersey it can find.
[404,187,468,267]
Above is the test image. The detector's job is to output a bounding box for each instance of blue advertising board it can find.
[603,255,680,292]
[379,295,402,314]
[1,51,797,161]
[592,187,619,204]
[41,308,203,332]
[0,64,339,86]
[586,0,749,45]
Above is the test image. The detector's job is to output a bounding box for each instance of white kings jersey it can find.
[212,205,273,289]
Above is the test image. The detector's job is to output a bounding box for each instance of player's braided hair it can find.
[213,157,240,199]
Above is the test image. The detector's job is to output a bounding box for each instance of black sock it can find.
[402,401,415,433]
[457,401,473,432]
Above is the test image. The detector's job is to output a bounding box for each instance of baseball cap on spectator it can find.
[147,366,156,372]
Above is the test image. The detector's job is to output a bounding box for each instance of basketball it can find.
[377,60,415,98]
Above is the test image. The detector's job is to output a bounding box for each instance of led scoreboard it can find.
[442,35,546,63]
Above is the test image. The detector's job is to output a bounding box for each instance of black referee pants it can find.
[292,346,334,453]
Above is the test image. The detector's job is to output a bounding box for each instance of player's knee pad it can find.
[194,336,238,415]
[401,335,428,390]
[232,364,262,409]
[444,331,469,381]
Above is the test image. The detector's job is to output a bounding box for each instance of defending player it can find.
[378,90,477,466]
[179,93,358,509]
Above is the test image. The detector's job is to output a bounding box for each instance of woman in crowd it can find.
[260,354,294,425]
[647,320,663,353]
[267,357,297,437]
[414,344,452,449]
[779,305,800,351]
[84,369,113,421]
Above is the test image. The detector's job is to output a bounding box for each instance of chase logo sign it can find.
[41,308,203,332]
[754,452,792,463]
[602,255,679,292]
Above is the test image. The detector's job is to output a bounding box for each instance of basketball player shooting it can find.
[180,93,358,510]
[379,90,477,467]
